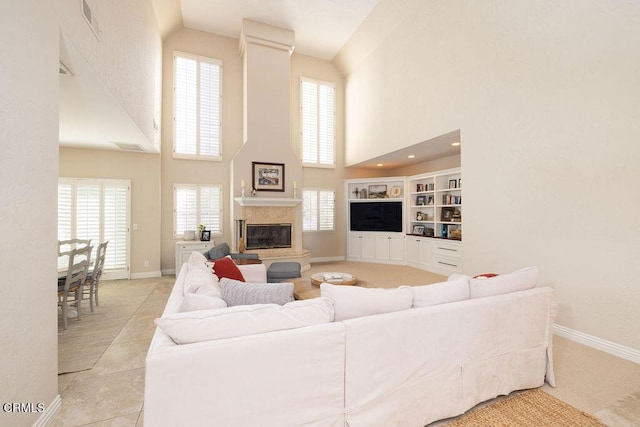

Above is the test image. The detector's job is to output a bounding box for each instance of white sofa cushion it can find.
[178,293,227,312]
[469,266,539,298]
[410,276,470,307]
[183,263,223,298]
[155,297,335,344]
[220,278,294,306]
[320,283,413,321]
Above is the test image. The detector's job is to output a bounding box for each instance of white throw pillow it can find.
[469,267,539,299]
[411,276,470,307]
[155,297,335,344]
[320,283,413,321]
[183,265,222,298]
[178,293,227,312]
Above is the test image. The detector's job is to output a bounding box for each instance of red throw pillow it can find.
[212,257,245,281]
[473,273,498,279]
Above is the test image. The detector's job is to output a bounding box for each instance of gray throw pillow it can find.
[220,278,294,306]
[205,243,230,260]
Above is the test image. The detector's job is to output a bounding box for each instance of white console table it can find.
[175,240,214,276]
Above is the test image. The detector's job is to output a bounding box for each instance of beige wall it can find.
[337,0,640,351]
[0,1,59,425]
[160,29,347,269]
[291,54,346,260]
[59,148,162,276]
[160,29,244,271]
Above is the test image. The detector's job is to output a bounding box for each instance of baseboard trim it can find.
[130,271,162,279]
[33,394,61,427]
[161,268,176,276]
[310,256,345,263]
[553,324,640,364]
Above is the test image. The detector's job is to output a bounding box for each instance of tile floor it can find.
[55,276,175,426]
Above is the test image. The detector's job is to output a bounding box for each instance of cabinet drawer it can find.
[433,256,463,273]
[433,241,462,259]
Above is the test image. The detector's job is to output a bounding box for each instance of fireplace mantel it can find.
[234,197,302,207]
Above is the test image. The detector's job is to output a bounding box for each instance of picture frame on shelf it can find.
[412,224,425,235]
[252,161,285,192]
[441,207,455,222]
[416,211,424,221]
[200,230,211,241]
[368,184,387,198]
[426,195,434,205]
[416,195,426,205]
[424,227,435,237]
[448,179,458,189]
[416,183,424,192]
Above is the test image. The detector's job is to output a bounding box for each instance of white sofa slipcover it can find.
[145,263,556,426]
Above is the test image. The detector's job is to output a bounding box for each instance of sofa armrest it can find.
[238,263,267,282]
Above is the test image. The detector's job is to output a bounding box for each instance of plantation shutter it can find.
[174,52,222,159]
[175,186,198,236]
[303,190,318,231]
[103,182,129,271]
[301,77,335,166]
[319,190,335,231]
[200,186,222,234]
[57,178,130,278]
[174,185,222,237]
[75,180,101,245]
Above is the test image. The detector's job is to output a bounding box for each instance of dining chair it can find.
[58,259,89,330]
[83,241,108,312]
[58,244,93,287]
[58,238,92,256]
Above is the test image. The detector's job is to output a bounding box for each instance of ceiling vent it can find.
[112,142,145,152]
[81,0,101,40]
[59,61,73,76]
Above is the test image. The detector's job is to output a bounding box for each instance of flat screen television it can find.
[349,201,403,232]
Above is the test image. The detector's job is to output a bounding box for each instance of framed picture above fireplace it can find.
[252,162,285,192]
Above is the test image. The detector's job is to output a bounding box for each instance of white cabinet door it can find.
[388,235,405,262]
[419,239,432,267]
[175,241,214,276]
[347,234,362,259]
[405,238,420,265]
[361,235,376,260]
[375,236,390,260]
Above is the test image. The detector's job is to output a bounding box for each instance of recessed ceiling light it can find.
[377,163,383,167]
[451,142,461,146]
[408,155,415,159]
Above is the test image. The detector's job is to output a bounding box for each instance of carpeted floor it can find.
[447,388,606,426]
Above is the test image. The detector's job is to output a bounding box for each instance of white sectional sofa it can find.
[145,258,557,427]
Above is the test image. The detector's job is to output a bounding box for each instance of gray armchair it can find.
[203,242,259,261]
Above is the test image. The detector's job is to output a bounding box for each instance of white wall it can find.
[336,0,640,351]
[56,0,162,148]
[0,1,60,425]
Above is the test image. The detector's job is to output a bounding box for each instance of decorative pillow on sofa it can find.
[211,256,245,281]
[410,276,470,307]
[320,283,413,321]
[155,297,335,344]
[183,262,223,298]
[469,266,539,299]
[220,278,294,306]
[178,293,227,312]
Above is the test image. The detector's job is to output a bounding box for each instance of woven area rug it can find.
[447,388,606,426]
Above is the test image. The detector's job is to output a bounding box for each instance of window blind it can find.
[174,185,222,237]
[303,189,335,231]
[57,178,130,277]
[174,52,222,159]
[301,77,335,166]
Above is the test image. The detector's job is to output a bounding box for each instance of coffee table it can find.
[310,272,357,286]
[294,272,359,300]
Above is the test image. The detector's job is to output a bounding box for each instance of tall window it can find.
[174,185,222,237]
[174,52,222,160]
[303,189,335,232]
[58,178,130,279]
[300,77,335,166]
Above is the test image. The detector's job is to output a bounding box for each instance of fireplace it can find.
[246,223,292,250]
